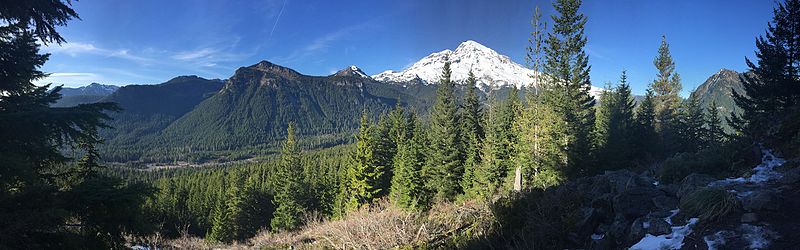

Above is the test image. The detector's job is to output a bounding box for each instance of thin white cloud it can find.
[172,48,217,61]
[275,21,377,64]
[44,42,152,64]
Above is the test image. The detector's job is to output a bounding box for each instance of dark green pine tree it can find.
[459,70,484,195]
[594,83,614,152]
[731,0,800,139]
[271,124,307,232]
[207,175,245,243]
[680,94,707,153]
[0,1,151,248]
[651,35,683,154]
[373,114,396,197]
[705,100,726,147]
[478,87,520,194]
[594,71,636,171]
[634,89,659,158]
[606,72,636,167]
[344,111,384,211]
[424,60,464,200]
[513,5,566,190]
[390,116,427,210]
[541,0,596,177]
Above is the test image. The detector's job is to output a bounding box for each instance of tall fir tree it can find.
[0,1,152,248]
[594,71,636,171]
[513,5,565,190]
[705,100,726,147]
[680,94,707,153]
[271,124,307,232]
[424,60,464,200]
[607,72,636,167]
[344,111,385,211]
[634,89,659,159]
[731,0,800,139]
[459,70,484,195]
[390,116,427,210]
[208,174,245,243]
[478,87,520,194]
[541,0,596,177]
[650,35,683,154]
[373,115,396,197]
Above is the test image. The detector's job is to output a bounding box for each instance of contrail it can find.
[269,0,288,38]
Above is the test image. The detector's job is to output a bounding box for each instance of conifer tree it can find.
[390,117,427,210]
[208,175,245,243]
[732,0,800,139]
[424,60,463,200]
[208,195,233,243]
[459,71,484,195]
[271,124,306,232]
[513,5,565,189]
[680,95,707,153]
[515,89,565,190]
[541,0,596,177]
[594,71,636,171]
[478,87,520,194]
[705,100,726,147]
[0,1,151,247]
[344,111,384,211]
[634,90,659,158]
[373,115,395,196]
[651,35,683,153]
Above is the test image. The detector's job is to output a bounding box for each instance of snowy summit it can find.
[372,40,603,96]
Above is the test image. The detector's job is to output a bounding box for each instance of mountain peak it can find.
[455,40,491,53]
[371,40,532,90]
[333,65,371,79]
[240,60,301,79]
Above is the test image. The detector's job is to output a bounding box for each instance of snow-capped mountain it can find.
[372,40,603,96]
[58,83,120,97]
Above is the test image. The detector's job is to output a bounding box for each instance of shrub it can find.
[658,147,733,184]
[679,187,740,222]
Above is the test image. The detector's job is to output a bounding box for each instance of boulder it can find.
[658,183,679,197]
[574,207,601,238]
[742,190,780,211]
[645,217,671,235]
[652,196,678,211]
[627,217,646,243]
[678,174,716,198]
[613,188,664,219]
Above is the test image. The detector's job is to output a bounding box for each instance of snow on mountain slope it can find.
[372,40,603,96]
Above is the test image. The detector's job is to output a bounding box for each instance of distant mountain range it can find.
[49,41,746,163]
[52,83,119,107]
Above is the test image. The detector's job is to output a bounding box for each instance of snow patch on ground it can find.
[710,149,785,187]
[704,230,735,250]
[664,209,680,225]
[741,224,778,249]
[630,218,699,250]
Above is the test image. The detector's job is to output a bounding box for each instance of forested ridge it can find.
[3,0,800,249]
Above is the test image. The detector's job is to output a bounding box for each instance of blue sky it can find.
[38,0,775,96]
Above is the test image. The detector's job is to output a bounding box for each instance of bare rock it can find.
[742,190,780,212]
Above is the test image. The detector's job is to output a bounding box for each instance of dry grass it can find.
[250,199,495,249]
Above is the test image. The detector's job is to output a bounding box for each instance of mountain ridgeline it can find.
[156,61,415,153]
[92,41,741,164]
